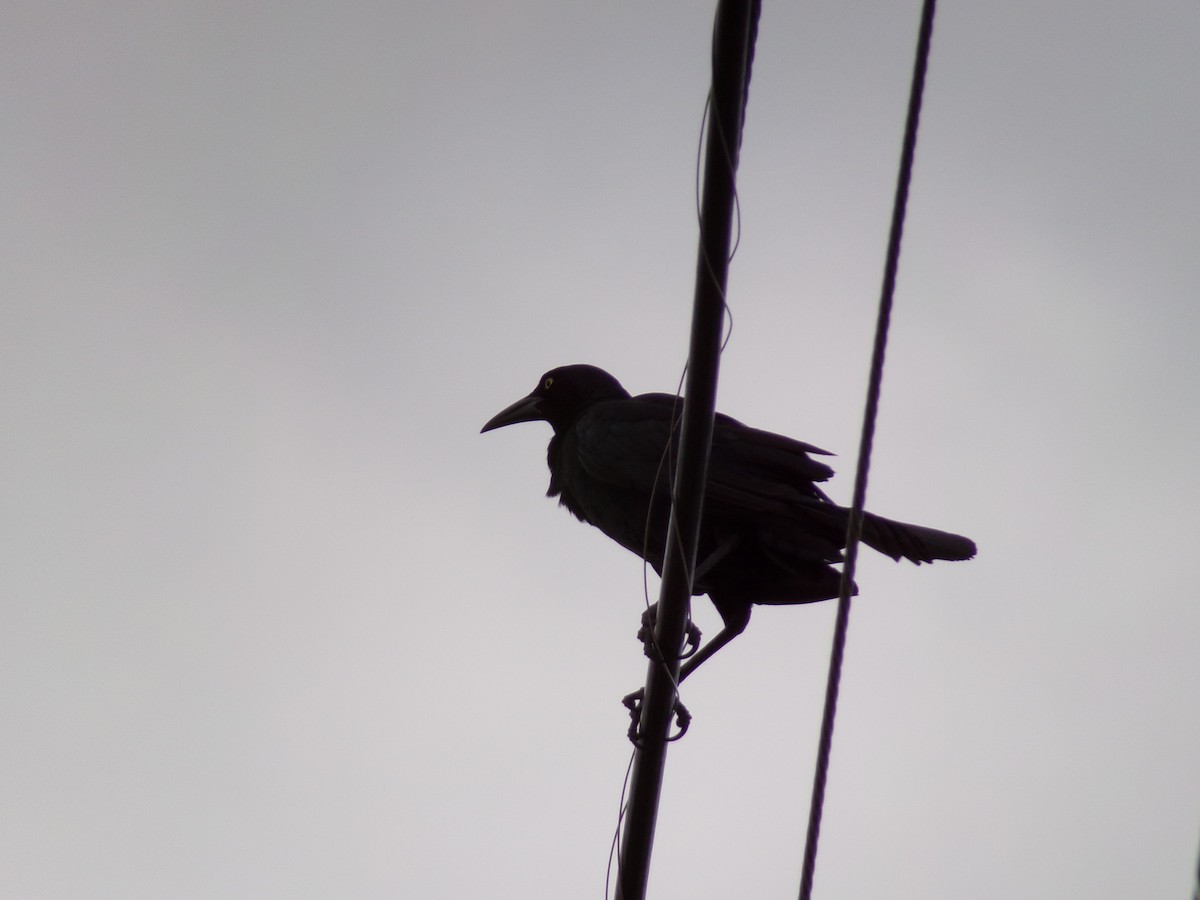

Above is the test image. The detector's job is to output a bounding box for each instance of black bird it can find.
[482,364,975,682]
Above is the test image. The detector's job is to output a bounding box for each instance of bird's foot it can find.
[637,606,702,661]
[622,689,692,745]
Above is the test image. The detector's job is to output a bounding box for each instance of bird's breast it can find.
[549,436,665,565]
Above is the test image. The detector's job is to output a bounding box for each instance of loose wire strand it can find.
[633,86,742,707]
[605,751,636,900]
[611,64,743,900]
[798,1,938,897]
[613,4,760,895]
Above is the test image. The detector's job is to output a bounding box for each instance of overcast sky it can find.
[3,2,1199,898]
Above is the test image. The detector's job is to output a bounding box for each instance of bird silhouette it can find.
[483,364,975,681]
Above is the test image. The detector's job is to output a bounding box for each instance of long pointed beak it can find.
[481,394,546,433]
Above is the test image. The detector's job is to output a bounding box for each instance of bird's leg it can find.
[622,689,692,744]
[622,537,747,742]
[677,601,752,683]
[633,535,738,663]
[638,605,701,660]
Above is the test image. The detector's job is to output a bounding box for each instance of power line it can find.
[798,1,939,897]
[613,2,761,898]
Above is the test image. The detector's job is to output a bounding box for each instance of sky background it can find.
[3,2,1199,898]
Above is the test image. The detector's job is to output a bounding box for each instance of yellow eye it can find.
[544,377,554,390]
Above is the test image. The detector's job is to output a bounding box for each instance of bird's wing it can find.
[572,393,837,516]
[569,396,680,496]
[707,417,835,506]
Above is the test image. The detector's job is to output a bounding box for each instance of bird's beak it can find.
[481,394,546,433]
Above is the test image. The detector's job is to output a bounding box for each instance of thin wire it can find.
[616,88,714,882]
[695,96,739,354]
[632,406,688,709]
[798,2,937,898]
[614,86,729,873]
[605,750,637,899]
[1193,831,1200,900]
[633,77,743,704]
[615,3,760,894]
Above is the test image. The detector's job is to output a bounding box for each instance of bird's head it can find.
[481,364,631,435]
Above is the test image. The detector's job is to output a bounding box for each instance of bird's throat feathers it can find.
[545,431,596,525]
[545,433,565,499]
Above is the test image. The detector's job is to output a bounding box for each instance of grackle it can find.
[482,364,975,682]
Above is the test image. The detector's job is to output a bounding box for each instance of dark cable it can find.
[798,2,938,898]
[614,2,761,897]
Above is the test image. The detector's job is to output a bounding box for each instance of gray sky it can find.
[3,2,1198,898]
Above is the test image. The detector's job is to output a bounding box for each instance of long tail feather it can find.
[859,512,977,564]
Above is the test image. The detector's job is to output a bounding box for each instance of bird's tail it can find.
[859,511,976,564]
